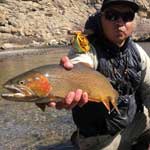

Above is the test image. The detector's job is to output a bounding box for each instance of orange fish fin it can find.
[101,100,110,113]
[35,103,47,111]
[88,98,100,103]
[110,99,120,115]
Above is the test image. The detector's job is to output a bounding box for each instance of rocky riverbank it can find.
[0,0,150,50]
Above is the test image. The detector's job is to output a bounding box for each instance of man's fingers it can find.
[78,92,88,107]
[68,89,83,109]
[64,91,75,106]
[47,102,56,108]
[60,56,68,64]
[47,102,66,110]
[60,56,73,70]
[65,90,88,109]
[47,90,89,110]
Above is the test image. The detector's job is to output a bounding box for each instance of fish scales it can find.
[1,64,119,113]
[45,65,115,100]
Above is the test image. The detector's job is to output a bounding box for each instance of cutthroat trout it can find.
[1,64,119,113]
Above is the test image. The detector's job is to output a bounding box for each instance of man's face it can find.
[101,4,135,47]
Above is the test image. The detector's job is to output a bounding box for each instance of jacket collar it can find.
[100,36,131,57]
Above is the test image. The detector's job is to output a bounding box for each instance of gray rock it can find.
[0,0,150,49]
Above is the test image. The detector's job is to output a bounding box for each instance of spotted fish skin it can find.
[1,64,119,113]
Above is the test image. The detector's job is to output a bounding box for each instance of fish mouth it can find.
[1,84,38,102]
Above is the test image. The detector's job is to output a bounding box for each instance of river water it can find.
[0,43,149,150]
[0,47,76,150]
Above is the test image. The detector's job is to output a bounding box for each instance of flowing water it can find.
[0,43,149,150]
[0,47,76,150]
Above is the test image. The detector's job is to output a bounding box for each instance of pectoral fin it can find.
[35,103,47,111]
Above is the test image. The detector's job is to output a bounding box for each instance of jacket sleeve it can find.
[68,46,98,69]
[136,43,150,108]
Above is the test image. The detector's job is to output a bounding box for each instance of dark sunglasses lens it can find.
[104,11,119,21]
[123,12,135,22]
[104,11,135,22]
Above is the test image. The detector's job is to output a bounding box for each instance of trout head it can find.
[1,71,52,102]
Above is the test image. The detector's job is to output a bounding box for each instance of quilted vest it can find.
[93,38,142,134]
[85,13,142,134]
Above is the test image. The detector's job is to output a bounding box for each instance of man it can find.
[48,0,150,149]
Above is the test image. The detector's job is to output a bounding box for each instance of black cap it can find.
[101,0,139,12]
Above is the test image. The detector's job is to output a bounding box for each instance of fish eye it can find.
[19,80,25,85]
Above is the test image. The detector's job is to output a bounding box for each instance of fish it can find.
[1,63,119,113]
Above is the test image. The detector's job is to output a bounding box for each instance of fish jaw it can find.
[1,84,39,102]
[1,71,52,102]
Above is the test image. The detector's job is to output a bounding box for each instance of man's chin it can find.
[113,39,126,47]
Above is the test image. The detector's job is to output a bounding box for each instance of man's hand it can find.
[47,56,89,110]
[60,56,74,70]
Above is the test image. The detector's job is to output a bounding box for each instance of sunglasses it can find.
[102,9,135,22]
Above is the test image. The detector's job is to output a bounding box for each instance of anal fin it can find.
[110,99,120,115]
[102,100,110,113]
